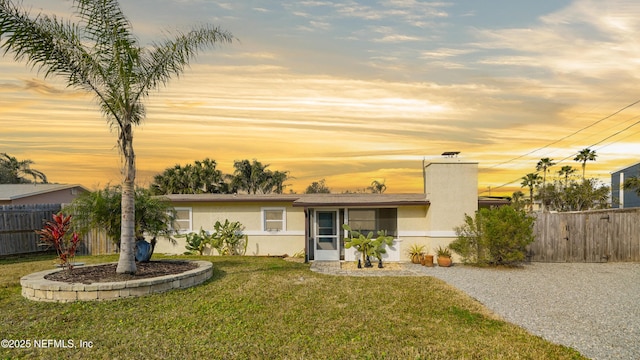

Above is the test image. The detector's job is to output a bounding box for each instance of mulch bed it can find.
[45,261,197,284]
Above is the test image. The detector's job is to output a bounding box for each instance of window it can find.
[263,208,285,231]
[347,208,397,237]
[172,207,192,233]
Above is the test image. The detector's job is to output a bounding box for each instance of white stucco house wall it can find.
[155,156,484,262]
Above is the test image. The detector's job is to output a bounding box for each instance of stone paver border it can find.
[20,260,212,302]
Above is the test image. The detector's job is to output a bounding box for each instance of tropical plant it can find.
[182,228,214,255]
[66,185,177,251]
[342,224,393,266]
[211,219,247,255]
[368,179,387,194]
[406,243,426,263]
[305,179,331,194]
[451,206,534,266]
[231,159,290,194]
[36,213,81,270]
[370,229,394,262]
[435,246,452,258]
[574,148,597,178]
[536,158,555,211]
[0,0,233,273]
[150,158,229,195]
[0,152,47,184]
[557,165,576,188]
[520,173,542,211]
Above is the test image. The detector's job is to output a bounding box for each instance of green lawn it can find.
[0,254,584,359]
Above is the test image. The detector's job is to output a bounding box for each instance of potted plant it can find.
[436,245,452,267]
[407,243,426,264]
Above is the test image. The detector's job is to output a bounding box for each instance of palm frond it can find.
[137,25,233,101]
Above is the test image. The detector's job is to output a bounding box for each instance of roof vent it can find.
[441,151,460,158]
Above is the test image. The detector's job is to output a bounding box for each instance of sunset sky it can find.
[3,0,640,195]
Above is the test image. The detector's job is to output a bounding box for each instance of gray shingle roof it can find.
[0,184,87,200]
[163,193,429,206]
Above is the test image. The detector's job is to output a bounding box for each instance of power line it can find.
[481,99,640,194]
[487,98,640,170]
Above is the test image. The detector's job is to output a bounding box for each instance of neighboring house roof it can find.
[0,184,88,201]
[611,161,640,174]
[163,193,430,206]
[478,196,510,207]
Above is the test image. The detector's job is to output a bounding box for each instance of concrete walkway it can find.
[310,260,421,276]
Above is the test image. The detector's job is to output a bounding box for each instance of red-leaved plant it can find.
[36,213,81,270]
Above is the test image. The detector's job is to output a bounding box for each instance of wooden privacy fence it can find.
[0,204,116,256]
[81,229,117,255]
[0,204,61,256]
[530,208,640,262]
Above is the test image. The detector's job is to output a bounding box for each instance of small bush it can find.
[211,219,247,255]
[451,206,534,266]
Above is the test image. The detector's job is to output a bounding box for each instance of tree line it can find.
[150,158,290,195]
[513,148,640,212]
[0,152,387,195]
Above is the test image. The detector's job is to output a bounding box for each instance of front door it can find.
[314,210,340,261]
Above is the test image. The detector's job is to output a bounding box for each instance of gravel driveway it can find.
[413,262,640,360]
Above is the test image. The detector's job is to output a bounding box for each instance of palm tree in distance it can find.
[574,148,597,179]
[369,179,387,194]
[0,153,47,183]
[521,173,542,212]
[0,0,233,274]
[510,190,525,210]
[536,158,555,211]
[557,165,576,188]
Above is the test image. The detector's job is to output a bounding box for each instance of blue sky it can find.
[2,0,640,194]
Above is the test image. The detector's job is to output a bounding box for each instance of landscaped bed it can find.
[0,254,585,359]
[20,260,211,302]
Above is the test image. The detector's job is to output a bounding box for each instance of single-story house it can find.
[611,161,640,208]
[155,158,489,261]
[0,184,88,205]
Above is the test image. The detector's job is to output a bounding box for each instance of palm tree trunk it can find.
[116,125,137,274]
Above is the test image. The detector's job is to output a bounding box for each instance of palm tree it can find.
[521,173,542,212]
[232,159,264,194]
[510,190,525,211]
[557,165,576,188]
[264,170,290,194]
[151,159,227,195]
[536,158,555,211]
[574,148,597,179]
[368,179,387,194]
[0,153,47,183]
[0,0,232,274]
[230,159,290,194]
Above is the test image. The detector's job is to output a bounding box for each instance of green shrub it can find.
[342,224,393,265]
[182,229,213,255]
[211,219,247,255]
[451,206,534,266]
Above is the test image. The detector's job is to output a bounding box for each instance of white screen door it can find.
[314,210,340,261]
